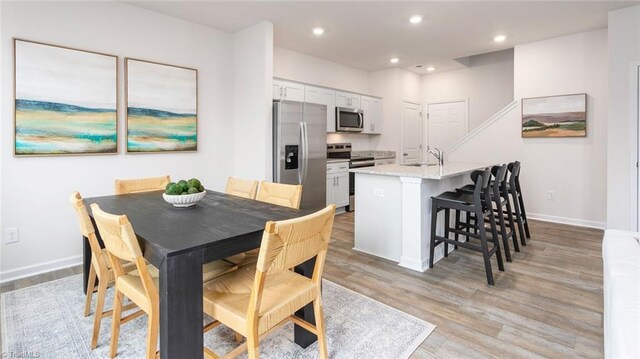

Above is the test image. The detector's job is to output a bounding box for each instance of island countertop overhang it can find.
[349,162,491,180]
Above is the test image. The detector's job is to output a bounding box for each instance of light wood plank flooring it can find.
[1,213,604,358]
[324,212,604,358]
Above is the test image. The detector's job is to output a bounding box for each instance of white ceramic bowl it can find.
[162,190,206,208]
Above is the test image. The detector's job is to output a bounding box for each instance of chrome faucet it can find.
[426,146,444,166]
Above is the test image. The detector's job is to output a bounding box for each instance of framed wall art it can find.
[125,58,197,153]
[521,93,587,138]
[14,39,118,156]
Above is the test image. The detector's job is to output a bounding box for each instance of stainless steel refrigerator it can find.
[273,100,327,210]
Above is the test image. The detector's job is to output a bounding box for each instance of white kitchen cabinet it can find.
[326,162,349,208]
[305,85,336,132]
[361,96,382,134]
[335,91,361,110]
[273,79,305,102]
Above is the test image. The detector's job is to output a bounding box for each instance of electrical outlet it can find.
[4,227,20,244]
[547,191,556,201]
[373,188,385,198]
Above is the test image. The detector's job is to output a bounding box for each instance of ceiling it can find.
[129,1,638,74]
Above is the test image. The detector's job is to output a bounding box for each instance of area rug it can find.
[1,275,435,358]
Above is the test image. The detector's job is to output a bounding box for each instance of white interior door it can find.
[402,102,422,163]
[427,100,468,150]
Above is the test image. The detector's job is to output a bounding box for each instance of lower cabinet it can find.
[326,162,349,208]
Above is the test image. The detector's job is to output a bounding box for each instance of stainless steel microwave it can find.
[336,107,364,132]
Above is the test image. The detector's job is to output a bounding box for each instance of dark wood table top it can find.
[86,190,312,260]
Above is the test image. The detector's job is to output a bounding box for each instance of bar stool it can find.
[508,161,531,243]
[456,165,520,262]
[429,168,505,285]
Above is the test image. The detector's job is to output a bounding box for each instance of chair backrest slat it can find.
[90,204,142,262]
[255,205,335,275]
[491,165,508,198]
[114,175,171,195]
[226,177,259,199]
[256,181,303,209]
[248,205,335,322]
[69,192,108,275]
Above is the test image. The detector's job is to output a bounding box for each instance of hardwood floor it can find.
[0,213,604,358]
[324,212,604,358]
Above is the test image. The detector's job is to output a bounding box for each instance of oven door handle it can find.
[350,160,375,168]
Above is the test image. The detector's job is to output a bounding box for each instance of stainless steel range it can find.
[327,143,374,212]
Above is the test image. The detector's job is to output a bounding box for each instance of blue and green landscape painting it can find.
[15,99,117,155]
[127,107,197,152]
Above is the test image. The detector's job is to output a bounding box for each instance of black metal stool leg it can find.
[429,200,439,268]
[505,198,520,252]
[454,209,460,250]
[486,203,505,272]
[517,188,531,239]
[444,208,450,257]
[476,210,495,285]
[511,191,527,246]
[495,201,512,262]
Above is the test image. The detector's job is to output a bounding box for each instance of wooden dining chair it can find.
[225,177,259,199]
[70,192,138,349]
[226,182,303,269]
[202,204,336,359]
[255,181,302,209]
[114,175,171,195]
[90,204,237,358]
[89,204,158,359]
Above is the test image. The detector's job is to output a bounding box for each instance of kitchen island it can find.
[350,162,489,272]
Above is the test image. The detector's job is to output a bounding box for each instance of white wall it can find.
[274,47,374,150]
[367,68,422,159]
[273,46,425,155]
[607,5,640,230]
[0,2,236,278]
[449,29,608,228]
[232,22,274,180]
[421,49,514,132]
[274,47,370,94]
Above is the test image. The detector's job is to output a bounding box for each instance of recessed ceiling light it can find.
[494,35,507,43]
[312,27,325,36]
[390,58,399,64]
[426,66,435,72]
[409,15,423,24]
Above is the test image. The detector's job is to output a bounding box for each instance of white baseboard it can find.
[0,255,82,284]
[528,212,605,230]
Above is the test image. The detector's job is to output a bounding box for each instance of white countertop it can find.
[350,162,490,180]
[327,158,350,164]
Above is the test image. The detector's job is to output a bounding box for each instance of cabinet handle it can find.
[284,88,287,98]
[280,87,283,98]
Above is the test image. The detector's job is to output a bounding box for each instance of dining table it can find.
[83,190,317,358]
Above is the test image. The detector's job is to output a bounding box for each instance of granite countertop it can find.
[352,150,396,160]
[327,158,350,164]
[350,162,490,180]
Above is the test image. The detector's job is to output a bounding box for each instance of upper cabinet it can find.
[273,79,304,102]
[335,91,361,110]
[361,96,382,134]
[305,85,336,133]
[273,78,381,134]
